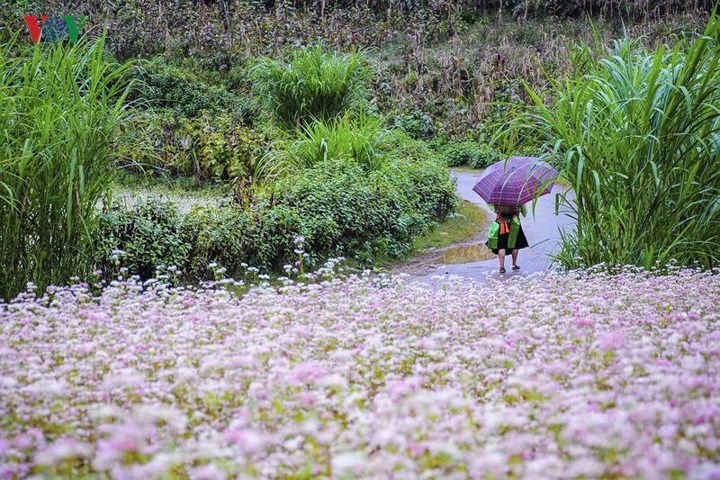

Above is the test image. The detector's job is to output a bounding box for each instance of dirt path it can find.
[397,168,576,287]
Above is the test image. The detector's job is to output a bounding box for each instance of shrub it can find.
[114,110,168,171]
[271,146,456,261]
[380,140,458,231]
[442,141,502,168]
[94,153,457,279]
[251,45,369,131]
[173,114,271,182]
[392,110,438,139]
[128,58,261,121]
[95,200,191,280]
[510,15,720,270]
[0,33,132,301]
[116,112,274,194]
[181,204,259,279]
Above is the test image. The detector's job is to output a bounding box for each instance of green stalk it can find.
[0,31,133,300]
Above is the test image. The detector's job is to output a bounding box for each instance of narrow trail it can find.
[397,168,576,287]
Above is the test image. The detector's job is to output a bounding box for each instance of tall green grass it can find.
[251,45,368,131]
[0,33,132,300]
[509,14,720,270]
[280,112,390,171]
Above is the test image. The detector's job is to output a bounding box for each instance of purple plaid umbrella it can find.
[472,156,559,206]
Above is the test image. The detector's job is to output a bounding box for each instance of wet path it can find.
[405,169,576,287]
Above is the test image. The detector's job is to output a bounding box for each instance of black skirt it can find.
[491,223,529,254]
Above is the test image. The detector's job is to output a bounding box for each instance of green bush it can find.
[95,200,191,280]
[129,58,261,121]
[380,136,458,238]
[266,155,456,263]
[181,204,259,279]
[172,114,271,182]
[0,33,132,301]
[251,45,369,131]
[94,151,457,279]
[441,141,501,169]
[392,111,438,139]
[510,15,720,270]
[114,110,168,171]
[116,112,273,190]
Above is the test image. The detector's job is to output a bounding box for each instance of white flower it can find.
[331,451,365,475]
[35,440,91,466]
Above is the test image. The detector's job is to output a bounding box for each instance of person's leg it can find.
[498,249,506,272]
[511,249,519,269]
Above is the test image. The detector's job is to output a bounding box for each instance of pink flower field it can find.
[1,268,719,479]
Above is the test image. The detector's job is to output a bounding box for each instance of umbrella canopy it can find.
[472,156,559,206]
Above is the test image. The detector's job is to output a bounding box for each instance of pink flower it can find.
[288,361,326,385]
[573,317,594,327]
[225,428,265,455]
[597,331,628,351]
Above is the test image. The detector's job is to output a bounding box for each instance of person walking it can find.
[485,204,529,273]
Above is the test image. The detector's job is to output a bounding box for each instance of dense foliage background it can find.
[0,0,717,299]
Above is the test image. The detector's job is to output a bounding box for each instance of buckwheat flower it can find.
[318,373,348,390]
[189,463,228,480]
[133,404,187,434]
[90,404,123,422]
[23,379,66,396]
[35,439,91,467]
[0,438,9,455]
[596,331,628,351]
[680,355,704,372]
[0,377,17,389]
[225,428,265,455]
[199,356,224,376]
[141,452,182,477]
[102,369,144,389]
[93,439,131,471]
[331,451,366,475]
[690,463,720,480]
[468,450,507,476]
[567,456,605,477]
[288,361,327,385]
[525,454,565,477]
[572,317,594,327]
